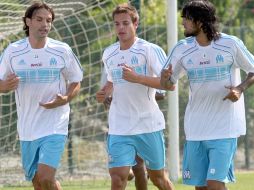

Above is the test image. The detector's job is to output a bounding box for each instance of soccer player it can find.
[160,1,254,190]
[98,68,148,190]
[96,3,174,190]
[0,2,83,190]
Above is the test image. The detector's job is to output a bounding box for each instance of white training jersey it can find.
[103,38,166,135]
[164,33,254,141]
[0,37,83,141]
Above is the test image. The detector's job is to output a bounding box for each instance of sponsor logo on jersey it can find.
[200,60,210,65]
[31,62,42,67]
[117,63,125,67]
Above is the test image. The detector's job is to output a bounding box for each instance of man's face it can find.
[26,8,53,39]
[182,17,201,37]
[113,13,137,43]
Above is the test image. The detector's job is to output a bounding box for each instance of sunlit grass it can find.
[0,172,253,190]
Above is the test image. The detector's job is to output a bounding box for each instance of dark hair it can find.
[112,3,139,23]
[22,1,55,36]
[182,0,220,41]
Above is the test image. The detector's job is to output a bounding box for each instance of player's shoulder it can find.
[131,38,164,54]
[47,38,72,52]
[214,33,243,48]
[169,36,196,57]
[6,38,29,53]
[103,41,119,58]
[176,36,196,50]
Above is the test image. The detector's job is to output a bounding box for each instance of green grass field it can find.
[0,172,253,190]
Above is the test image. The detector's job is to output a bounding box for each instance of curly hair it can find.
[23,1,55,36]
[182,0,220,41]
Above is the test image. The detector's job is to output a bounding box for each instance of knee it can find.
[150,175,164,188]
[111,174,126,188]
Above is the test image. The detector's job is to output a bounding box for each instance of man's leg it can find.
[32,173,42,190]
[147,168,174,190]
[132,156,147,190]
[207,180,228,190]
[109,166,130,190]
[35,164,62,190]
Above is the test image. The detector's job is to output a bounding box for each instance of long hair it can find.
[182,0,220,41]
[22,1,55,36]
[112,3,139,23]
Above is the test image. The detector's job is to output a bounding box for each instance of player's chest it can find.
[107,51,147,71]
[181,48,233,69]
[10,51,65,70]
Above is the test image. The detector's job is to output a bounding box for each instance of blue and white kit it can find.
[164,33,254,141]
[0,37,83,141]
[103,37,167,135]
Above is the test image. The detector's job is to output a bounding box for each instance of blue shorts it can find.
[182,138,237,186]
[20,134,67,181]
[107,130,165,170]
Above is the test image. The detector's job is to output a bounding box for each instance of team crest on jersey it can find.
[50,57,57,66]
[131,56,138,65]
[18,59,26,65]
[216,54,224,64]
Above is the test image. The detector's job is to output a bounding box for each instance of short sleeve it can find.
[149,44,167,76]
[0,48,12,80]
[62,46,83,83]
[234,38,254,73]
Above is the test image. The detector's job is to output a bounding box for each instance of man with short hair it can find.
[96,3,174,190]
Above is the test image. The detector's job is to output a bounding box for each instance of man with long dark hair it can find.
[0,2,83,190]
[161,0,254,190]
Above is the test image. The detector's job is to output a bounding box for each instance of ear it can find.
[196,21,202,29]
[25,17,31,27]
[134,21,139,29]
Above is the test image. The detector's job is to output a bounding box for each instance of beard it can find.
[184,26,200,37]
[184,29,199,37]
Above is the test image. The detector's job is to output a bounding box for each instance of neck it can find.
[28,36,47,49]
[120,37,136,50]
[196,32,211,46]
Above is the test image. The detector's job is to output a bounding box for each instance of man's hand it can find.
[96,88,107,103]
[122,64,140,83]
[223,86,243,102]
[96,81,113,104]
[103,96,112,109]
[0,73,20,93]
[160,65,175,90]
[39,94,68,109]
